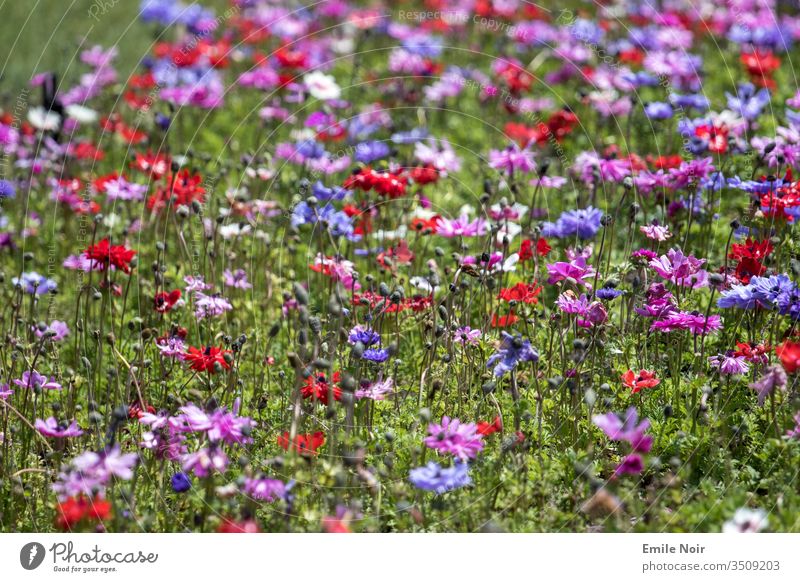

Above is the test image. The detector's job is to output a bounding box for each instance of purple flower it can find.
[649,248,708,288]
[362,348,390,363]
[13,371,62,391]
[34,320,70,341]
[650,312,722,335]
[749,365,787,407]
[35,417,83,438]
[592,407,653,454]
[486,332,539,378]
[546,256,596,289]
[242,476,287,501]
[355,377,394,401]
[103,176,146,201]
[453,326,481,346]
[194,293,232,319]
[644,102,673,119]
[424,417,484,461]
[0,384,12,399]
[726,83,771,120]
[12,271,57,294]
[223,269,252,290]
[348,325,380,347]
[409,462,470,494]
[489,144,536,175]
[171,472,192,493]
[182,447,229,478]
[542,207,604,240]
[708,354,750,376]
[436,214,488,238]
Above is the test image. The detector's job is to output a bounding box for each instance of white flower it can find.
[304,71,341,101]
[27,106,61,131]
[722,508,769,533]
[65,104,98,124]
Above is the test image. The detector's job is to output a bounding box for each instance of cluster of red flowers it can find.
[728,238,773,283]
[55,496,112,531]
[302,372,342,405]
[352,291,432,313]
[497,282,542,304]
[184,346,231,374]
[277,431,325,455]
[741,50,781,89]
[343,167,408,198]
[505,109,579,147]
[131,150,171,179]
[100,113,147,145]
[83,238,137,274]
[147,169,206,211]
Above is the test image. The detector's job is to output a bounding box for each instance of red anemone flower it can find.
[277,431,326,455]
[185,346,231,374]
[301,372,342,405]
[154,289,182,313]
[497,282,542,304]
[477,416,503,436]
[622,369,660,394]
[84,239,137,273]
[777,341,800,373]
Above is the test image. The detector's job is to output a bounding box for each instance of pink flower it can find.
[546,256,596,289]
[649,248,708,288]
[651,312,722,334]
[436,214,488,238]
[640,223,672,241]
[424,417,484,461]
[35,417,83,438]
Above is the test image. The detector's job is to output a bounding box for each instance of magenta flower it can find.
[546,256,596,289]
[35,417,83,438]
[708,354,750,376]
[424,417,484,461]
[13,371,62,391]
[436,214,488,238]
[651,312,722,334]
[649,248,708,288]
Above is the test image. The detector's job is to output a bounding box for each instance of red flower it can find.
[217,518,261,533]
[733,342,770,363]
[131,150,171,178]
[497,282,542,304]
[277,431,325,455]
[729,238,773,283]
[301,372,342,405]
[376,240,415,270]
[154,289,182,313]
[410,215,442,234]
[55,496,112,531]
[621,369,660,394]
[84,239,137,273]
[409,164,439,185]
[518,238,550,261]
[777,341,800,373]
[695,123,728,153]
[477,416,503,436]
[741,50,780,89]
[185,346,231,374]
[491,312,519,328]
[148,170,206,212]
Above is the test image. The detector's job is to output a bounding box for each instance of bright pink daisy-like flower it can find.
[436,214,488,238]
[35,417,83,438]
[651,311,722,335]
[546,256,596,289]
[424,416,484,461]
[649,248,708,288]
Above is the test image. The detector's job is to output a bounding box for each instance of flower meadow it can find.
[3,0,800,534]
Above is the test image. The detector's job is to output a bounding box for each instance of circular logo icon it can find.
[20,542,46,570]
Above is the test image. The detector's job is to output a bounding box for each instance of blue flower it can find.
[354,141,391,164]
[541,207,604,240]
[596,287,624,300]
[362,348,390,363]
[13,272,57,295]
[312,181,349,201]
[171,472,192,493]
[726,83,771,121]
[486,332,539,378]
[409,462,470,494]
[644,102,673,120]
[0,179,16,198]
